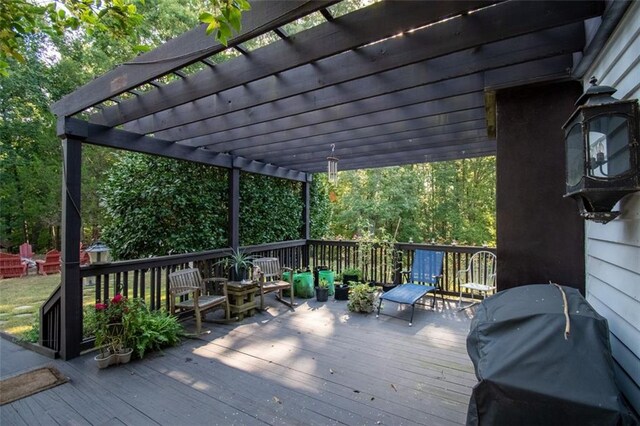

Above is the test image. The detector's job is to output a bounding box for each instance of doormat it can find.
[0,366,68,405]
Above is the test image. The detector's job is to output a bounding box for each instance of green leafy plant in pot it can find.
[347,283,377,313]
[88,294,183,368]
[341,267,362,285]
[218,247,256,281]
[316,278,330,302]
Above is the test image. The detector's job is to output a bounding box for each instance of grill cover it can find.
[466,284,637,426]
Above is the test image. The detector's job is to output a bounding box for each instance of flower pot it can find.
[342,274,359,285]
[315,287,329,302]
[382,283,398,293]
[334,284,349,301]
[95,353,116,369]
[116,348,133,364]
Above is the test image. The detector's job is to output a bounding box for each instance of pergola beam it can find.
[51,1,338,117]
[137,23,584,138]
[282,132,489,169]
[61,118,307,182]
[291,139,496,172]
[93,1,497,126]
[187,92,486,151]
[252,118,488,161]
[97,0,601,129]
[172,74,486,145]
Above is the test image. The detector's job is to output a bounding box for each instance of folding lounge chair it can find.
[376,250,444,326]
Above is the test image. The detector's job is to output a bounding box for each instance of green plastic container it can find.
[318,270,335,296]
[283,271,315,298]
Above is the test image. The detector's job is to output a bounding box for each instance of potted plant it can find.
[347,283,377,313]
[316,278,330,302]
[92,294,133,368]
[218,247,256,281]
[341,267,362,285]
[334,282,350,300]
[88,294,183,369]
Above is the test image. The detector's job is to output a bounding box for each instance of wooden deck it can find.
[1,296,476,425]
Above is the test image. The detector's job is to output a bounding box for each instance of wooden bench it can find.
[252,257,295,310]
[0,253,27,279]
[36,250,61,275]
[168,268,231,334]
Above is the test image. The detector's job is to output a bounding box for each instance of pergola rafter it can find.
[52,0,605,173]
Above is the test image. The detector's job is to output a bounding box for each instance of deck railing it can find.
[308,239,496,297]
[40,239,493,355]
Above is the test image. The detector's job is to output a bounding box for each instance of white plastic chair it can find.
[457,251,497,309]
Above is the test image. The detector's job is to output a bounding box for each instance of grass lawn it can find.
[1,272,170,339]
[0,273,101,337]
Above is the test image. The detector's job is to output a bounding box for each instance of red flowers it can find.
[95,303,107,311]
[111,294,123,304]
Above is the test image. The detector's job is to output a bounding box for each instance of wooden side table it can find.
[226,281,259,320]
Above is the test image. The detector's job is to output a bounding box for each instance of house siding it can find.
[583,1,640,413]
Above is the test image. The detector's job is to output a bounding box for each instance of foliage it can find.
[328,160,496,246]
[18,315,40,343]
[342,267,362,283]
[100,153,228,259]
[318,278,329,289]
[239,172,303,245]
[199,0,251,44]
[347,283,376,313]
[1,0,250,76]
[0,0,143,76]
[217,247,255,275]
[310,174,331,238]
[86,294,182,358]
[0,41,61,252]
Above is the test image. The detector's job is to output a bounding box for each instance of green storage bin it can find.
[282,271,315,298]
[318,270,335,296]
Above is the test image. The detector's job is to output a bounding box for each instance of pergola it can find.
[50,0,628,359]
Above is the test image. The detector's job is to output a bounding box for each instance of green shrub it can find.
[347,283,376,313]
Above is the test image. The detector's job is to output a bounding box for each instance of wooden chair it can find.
[168,268,230,334]
[0,253,28,279]
[36,250,61,276]
[79,244,91,266]
[19,243,33,261]
[252,257,295,310]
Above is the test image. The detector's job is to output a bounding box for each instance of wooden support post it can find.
[59,133,83,360]
[229,167,240,249]
[303,176,311,240]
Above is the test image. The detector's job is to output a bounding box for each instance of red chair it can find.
[0,253,28,279]
[80,249,91,266]
[36,250,61,276]
[19,243,34,260]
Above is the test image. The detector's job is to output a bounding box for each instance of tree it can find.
[327,159,496,246]
[1,0,250,76]
[100,153,229,259]
[99,154,330,259]
[0,0,213,252]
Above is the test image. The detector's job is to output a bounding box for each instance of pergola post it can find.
[229,167,240,249]
[302,176,311,240]
[58,126,84,360]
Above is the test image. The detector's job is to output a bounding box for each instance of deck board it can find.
[1,296,476,425]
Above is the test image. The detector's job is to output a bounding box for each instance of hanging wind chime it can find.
[327,143,339,184]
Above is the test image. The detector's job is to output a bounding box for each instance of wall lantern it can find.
[327,143,339,184]
[85,241,112,264]
[562,77,640,223]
